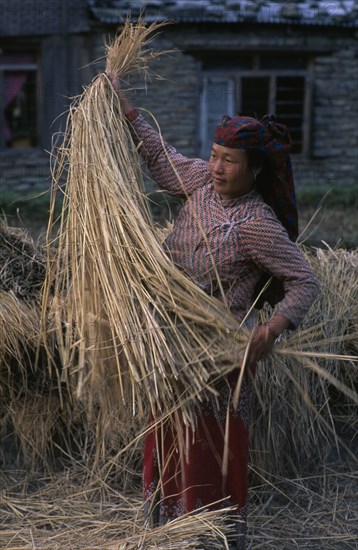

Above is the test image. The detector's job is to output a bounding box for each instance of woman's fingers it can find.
[102,73,134,114]
[105,71,121,92]
[247,325,276,363]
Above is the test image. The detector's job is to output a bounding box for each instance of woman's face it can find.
[208,143,254,200]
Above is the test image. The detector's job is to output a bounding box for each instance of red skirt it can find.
[143,372,251,547]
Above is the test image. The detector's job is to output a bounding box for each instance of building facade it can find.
[1,0,357,196]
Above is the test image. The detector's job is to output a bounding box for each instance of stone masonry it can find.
[1,2,357,197]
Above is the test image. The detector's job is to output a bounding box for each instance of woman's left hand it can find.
[246,314,291,364]
[246,324,277,364]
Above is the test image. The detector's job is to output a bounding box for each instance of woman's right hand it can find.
[105,72,134,116]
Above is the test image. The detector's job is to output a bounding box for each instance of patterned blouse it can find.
[130,114,320,327]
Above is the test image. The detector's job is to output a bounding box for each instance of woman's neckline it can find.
[216,187,257,207]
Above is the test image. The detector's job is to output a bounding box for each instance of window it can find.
[0,51,38,149]
[200,54,313,159]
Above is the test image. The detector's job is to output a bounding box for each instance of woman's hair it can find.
[246,149,266,172]
[248,149,275,211]
[246,148,271,192]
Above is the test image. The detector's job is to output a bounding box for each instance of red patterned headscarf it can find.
[214,114,298,242]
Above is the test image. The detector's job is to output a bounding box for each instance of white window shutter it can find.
[200,76,235,159]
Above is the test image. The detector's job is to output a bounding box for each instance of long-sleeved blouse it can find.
[130,114,320,327]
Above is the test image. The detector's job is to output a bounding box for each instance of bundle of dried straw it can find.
[251,245,358,477]
[42,21,247,428]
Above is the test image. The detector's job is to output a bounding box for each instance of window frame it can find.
[0,52,40,150]
[200,55,314,159]
[200,75,236,160]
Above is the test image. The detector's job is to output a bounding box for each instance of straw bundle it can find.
[251,246,358,478]
[42,21,247,428]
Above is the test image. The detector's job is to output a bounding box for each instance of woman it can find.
[107,73,320,549]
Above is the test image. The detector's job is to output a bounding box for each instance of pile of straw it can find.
[0,221,45,385]
[0,455,232,549]
[42,21,247,428]
[0,290,40,375]
[248,456,358,549]
[0,222,78,468]
[0,223,43,380]
[252,245,358,477]
[1,452,356,549]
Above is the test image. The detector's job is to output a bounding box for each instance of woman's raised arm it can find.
[106,72,211,196]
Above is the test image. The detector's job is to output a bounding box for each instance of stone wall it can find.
[0,149,50,197]
[93,23,358,189]
[1,22,357,199]
[312,43,358,183]
[0,32,94,200]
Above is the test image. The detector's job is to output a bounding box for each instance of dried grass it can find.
[251,246,358,478]
[0,222,45,401]
[0,222,77,469]
[104,19,171,80]
[0,290,40,372]
[0,459,232,549]
[248,459,358,549]
[41,20,248,430]
[1,455,356,549]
